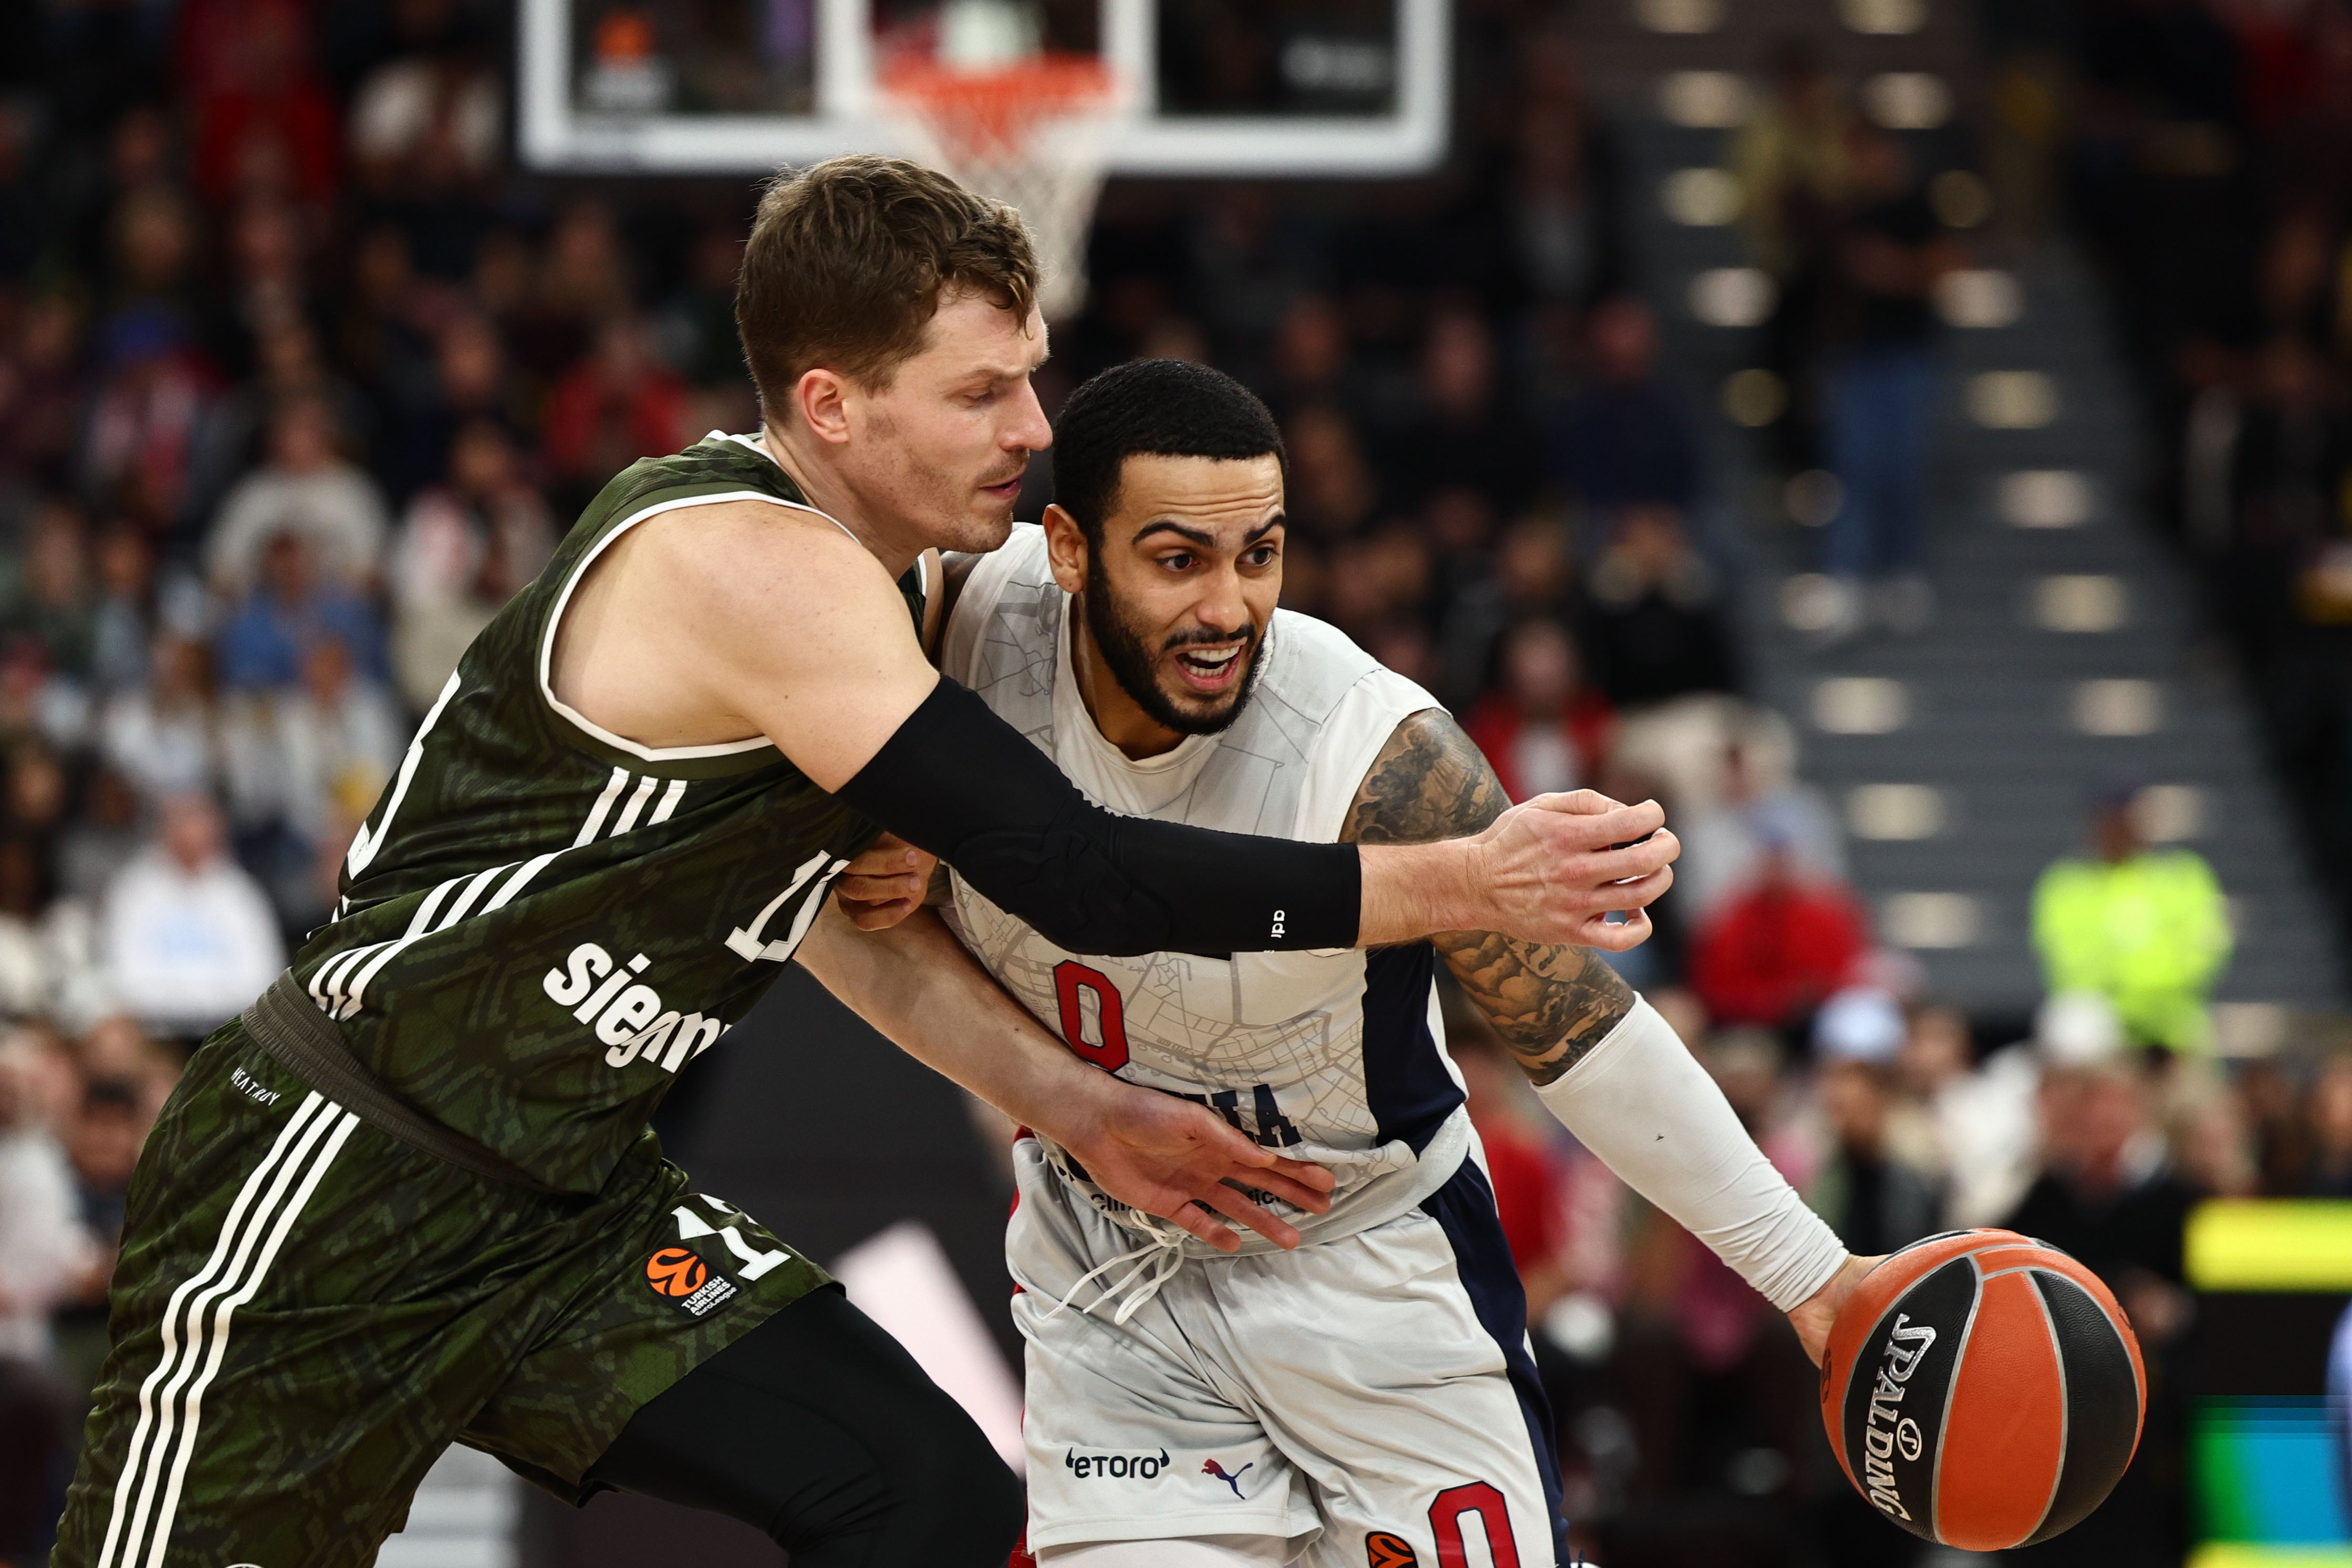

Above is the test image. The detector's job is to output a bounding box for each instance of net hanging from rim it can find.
[880,52,1127,321]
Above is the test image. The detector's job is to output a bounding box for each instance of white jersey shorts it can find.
[1011,1136,1566,1567]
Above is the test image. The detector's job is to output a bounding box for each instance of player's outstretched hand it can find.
[1057,1079,1338,1253]
[1470,790,1678,951]
[1787,1252,1884,1367]
[834,832,938,931]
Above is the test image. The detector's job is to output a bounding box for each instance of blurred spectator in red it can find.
[2309,1053,2352,1197]
[1674,725,1846,924]
[179,0,340,210]
[0,294,90,492]
[391,418,555,708]
[205,395,389,601]
[1576,504,1737,709]
[100,791,282,1041]
[1549,296,1698,514]
[1688,838,1868,1030]
[213,530,388,693]
[98,632,217,803]
[1464,619,1615,801]
[542,316,692,511]
[1806,989,1942,1257]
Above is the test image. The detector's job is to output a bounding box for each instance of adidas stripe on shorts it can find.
[53,1017,828,1568]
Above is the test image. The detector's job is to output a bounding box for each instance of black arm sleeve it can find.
[832,677,1360,957]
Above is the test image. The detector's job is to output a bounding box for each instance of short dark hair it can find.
[1049,359,1286,543]
[735,154,1039,408]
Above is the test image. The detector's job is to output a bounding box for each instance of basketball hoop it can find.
[881,51,1127,322]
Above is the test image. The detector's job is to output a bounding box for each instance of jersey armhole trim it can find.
[1294,682,1449,844]
[939,525,1037,686]
[537,486,855,764]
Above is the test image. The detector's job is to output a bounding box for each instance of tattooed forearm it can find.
[1341,709,1636,1084]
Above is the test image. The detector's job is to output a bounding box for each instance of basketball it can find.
[1820,1230,2147,1550]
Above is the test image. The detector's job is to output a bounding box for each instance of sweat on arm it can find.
[832,677,1361,957]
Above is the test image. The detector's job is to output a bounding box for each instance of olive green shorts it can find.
[53,1019,828,1568]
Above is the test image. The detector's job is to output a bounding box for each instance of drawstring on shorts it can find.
[1038,1211,1191,1325]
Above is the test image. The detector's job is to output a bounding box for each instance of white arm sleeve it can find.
[1533,995,1847,1312]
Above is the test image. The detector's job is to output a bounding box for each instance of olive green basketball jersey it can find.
[287,433,920,1193]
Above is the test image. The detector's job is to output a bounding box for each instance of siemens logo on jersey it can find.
[544,942,727,1073]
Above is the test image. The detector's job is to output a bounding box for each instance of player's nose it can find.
[1004,379,1053,452]
[1193,566,1250,634]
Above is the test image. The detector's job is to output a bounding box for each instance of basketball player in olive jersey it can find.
[55,158,1678,1568]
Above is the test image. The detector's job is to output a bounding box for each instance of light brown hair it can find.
[734,154,1038,410]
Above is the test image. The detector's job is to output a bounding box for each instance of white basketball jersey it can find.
[942,525,1472,1252]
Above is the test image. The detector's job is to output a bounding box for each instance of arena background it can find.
[0,0,2349,1564]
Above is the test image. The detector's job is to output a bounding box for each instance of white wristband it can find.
[1532,995,1847,1312]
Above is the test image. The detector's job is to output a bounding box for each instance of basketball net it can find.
[880,24,1127,322]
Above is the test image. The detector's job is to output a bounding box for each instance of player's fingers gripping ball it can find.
[1820,1229,2146,1551]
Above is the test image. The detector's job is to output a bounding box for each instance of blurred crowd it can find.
[0,0,2341,1563]
[1993,0,2352,945]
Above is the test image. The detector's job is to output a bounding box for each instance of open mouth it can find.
[1172,643,1246,694]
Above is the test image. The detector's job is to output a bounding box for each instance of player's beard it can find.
[1083,555,1264,737]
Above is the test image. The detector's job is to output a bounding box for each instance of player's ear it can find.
[1041,504,1088,594]
[793,367,852,445]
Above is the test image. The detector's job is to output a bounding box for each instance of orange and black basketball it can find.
[644,1247,709,1299]
[1820,1229,2146,1550]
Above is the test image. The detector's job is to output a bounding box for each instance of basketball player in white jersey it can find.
[835,360,1874,1568]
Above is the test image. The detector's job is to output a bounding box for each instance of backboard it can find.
[517,0,1450,176]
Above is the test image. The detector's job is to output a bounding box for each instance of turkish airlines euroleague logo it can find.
[646,1247,709,1298]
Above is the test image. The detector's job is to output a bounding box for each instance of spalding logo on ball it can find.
[1821,1229,2146,1551]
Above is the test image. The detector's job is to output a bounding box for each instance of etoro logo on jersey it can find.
[544,942,726,1073]
[1064,1446,1169,1480]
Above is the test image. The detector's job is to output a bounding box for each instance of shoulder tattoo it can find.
[1340,709,1635,1084]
